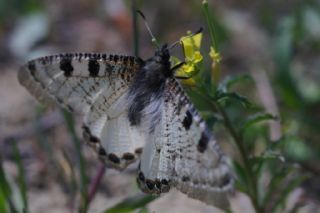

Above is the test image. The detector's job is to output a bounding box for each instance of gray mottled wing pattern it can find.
[18,53,145,169]
[137,78,234,209]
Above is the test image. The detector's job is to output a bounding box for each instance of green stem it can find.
[215,104,262,212]
[132,0,139,57]
[201,0,221,89]
[202,0,217,49]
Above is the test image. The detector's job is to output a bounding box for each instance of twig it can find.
[87,162,106,204]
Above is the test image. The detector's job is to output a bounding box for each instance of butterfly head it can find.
[153,44,170,65]
[144,43,172,77]
[155,44,170,59]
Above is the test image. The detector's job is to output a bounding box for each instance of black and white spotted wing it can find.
[18,53,146,169]
[19,44,234,209]
[136,78,234,209]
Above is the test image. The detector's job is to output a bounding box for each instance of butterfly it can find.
[18,42,234,209]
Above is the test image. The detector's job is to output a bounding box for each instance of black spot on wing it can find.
[182,110,193,130]
[122,153,135,160]
[56,97,63,104]
[66,104,74,112]
[60,58,74,77]
[108,153,120,164]
[155,179,161,189]
[98,147,107,156]
[134,148,143,154]
[181,176,190,182]
[28,61,36,75]
[113,55,119,63]
[129,56,135,66]
[219,173,232,188]
[161,179,169,185]
[198,130,210,153]
[105,63,113,74]
[121,55,127,62]
[88,59,100,77]
[138,171,145,181]
[145,179,155,190]
[89,136,100,143]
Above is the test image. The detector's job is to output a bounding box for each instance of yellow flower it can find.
[193,51,203,63]
[180,77,196,86]
[182,63,195,73]
[175,32,203,77]
[209,46,222,85]
[209,46,221,63]
[180,32,202,59]
[171,31,203,87]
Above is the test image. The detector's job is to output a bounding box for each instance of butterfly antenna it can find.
[168,27,204,50]
[137,10,160,48]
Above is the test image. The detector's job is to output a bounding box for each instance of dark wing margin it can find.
[137,78,234,209]
[18,53,147,169]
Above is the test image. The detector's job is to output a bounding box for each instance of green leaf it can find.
[262,165,299,208]
[138,207,149,213]
[0,188,7,213]
[283,137,313,162]
[240,113,277,134]
[0,153,15,213]
[218,74,252,93]
[274,16,302,108]
[251,150,286,186]
[250,157,265,178]
[232,161,248,193]
[61,109,89,212]
[103,194,157,213]
[0,154,11,203]
[12,142,28,213]
[274,17,293,75]
[251,154,290,207]
[215,92,252,108]
[271,175,307,212]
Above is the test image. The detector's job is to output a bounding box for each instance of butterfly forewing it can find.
[18,53,146,169]
[138,79,234,209]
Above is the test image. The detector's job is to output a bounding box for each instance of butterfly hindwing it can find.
[137,79,234,209]
[19,53,146,169]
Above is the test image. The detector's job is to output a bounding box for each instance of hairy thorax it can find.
[127,52,171,131]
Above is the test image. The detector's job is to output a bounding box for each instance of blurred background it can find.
[0,0,320,212]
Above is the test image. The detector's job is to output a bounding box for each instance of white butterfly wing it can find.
[18,53,145,169]
[138,79,234,209]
